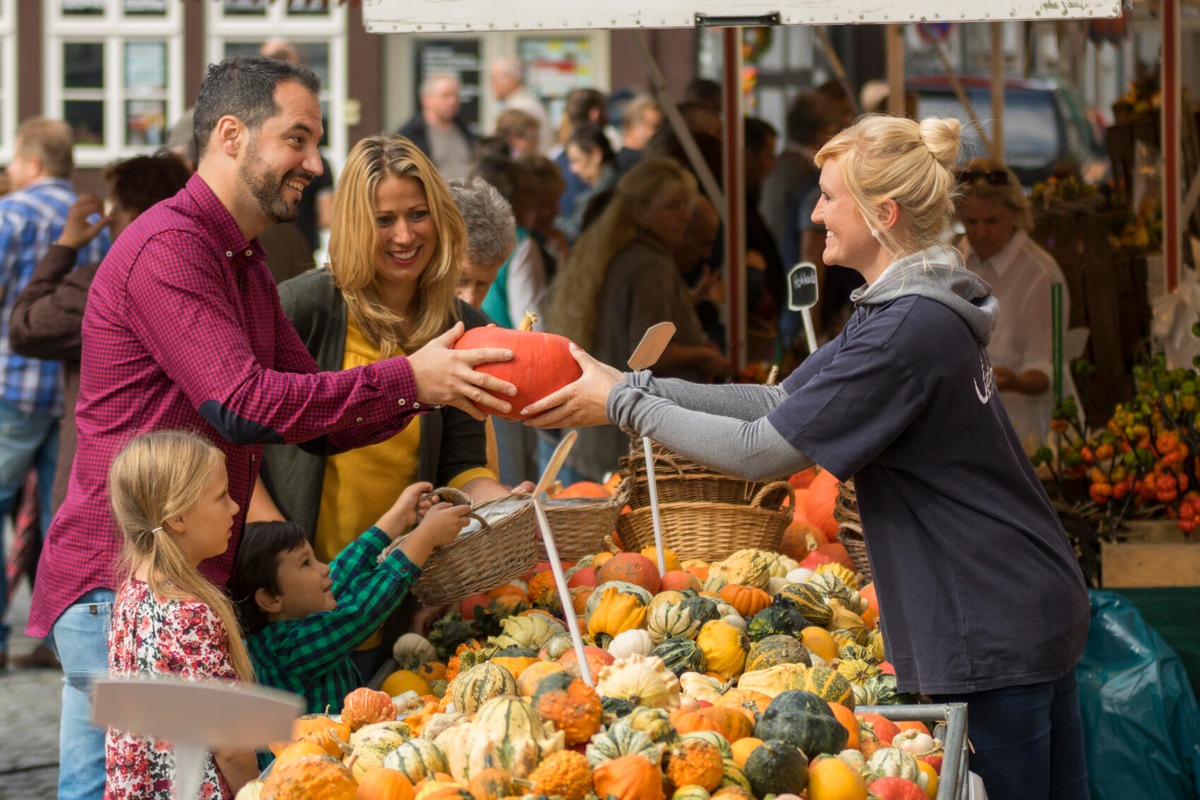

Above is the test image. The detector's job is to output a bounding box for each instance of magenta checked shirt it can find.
[28,174,427,638]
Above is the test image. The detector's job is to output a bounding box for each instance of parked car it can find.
[907,75,1107,187]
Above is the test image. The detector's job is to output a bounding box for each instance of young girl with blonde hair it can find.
[105,429,258,800]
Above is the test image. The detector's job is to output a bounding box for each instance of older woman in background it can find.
[956,157,1072,450]
[449,176,517,309]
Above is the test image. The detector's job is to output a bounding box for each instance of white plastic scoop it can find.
[93,676,303,800]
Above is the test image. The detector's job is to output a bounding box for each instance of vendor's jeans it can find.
[931,670,1088,800]
[0,400,59,649]
[52,588,114,800]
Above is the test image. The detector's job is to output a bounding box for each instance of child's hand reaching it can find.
[377,481,434,540]
[399,503,472,567]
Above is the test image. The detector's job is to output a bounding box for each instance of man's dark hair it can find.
[743,117,778,154]
[192,55,321,161]
[786,92,833,147]
[684,78,722,113]
[472,155,533,208]
[564,88,607,130]
[567,125,615,166]
[104,152,192,214]
[231,520,309,635]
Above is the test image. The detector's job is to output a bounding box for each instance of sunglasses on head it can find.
[958,170,1010,186]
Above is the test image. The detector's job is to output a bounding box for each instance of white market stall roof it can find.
[361,0,1120,32]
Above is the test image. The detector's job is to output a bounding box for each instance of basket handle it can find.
[750,480,796,511]
[375,512,490,564]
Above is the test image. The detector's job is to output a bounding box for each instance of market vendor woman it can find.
[523,114,1090,800]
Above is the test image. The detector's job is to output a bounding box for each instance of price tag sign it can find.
[787,262,819,311]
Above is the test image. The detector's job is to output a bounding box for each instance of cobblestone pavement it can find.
[1,577,62,799]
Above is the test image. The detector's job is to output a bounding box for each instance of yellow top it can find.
[313,319,492,564]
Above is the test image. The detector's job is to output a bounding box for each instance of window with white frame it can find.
[44,0,183,167]
[0,2,15,164]
[207,0,348,173]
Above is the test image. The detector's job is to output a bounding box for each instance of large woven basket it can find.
[615,481,794,562]
[411,496,539,606]
[621,440,790,510]
[539,480,632,561]
[833,479,871,581]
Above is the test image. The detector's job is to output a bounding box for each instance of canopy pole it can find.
[886,25,905,117]
[1165,0,1181,290]
[932,37,996,158]
[814,27,863,116]
[991,24,1005,161]
[722,28,746,372]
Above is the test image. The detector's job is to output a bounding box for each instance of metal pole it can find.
[722,28,746,372]
[1164,0,1181,290]
[991,23,1005,161]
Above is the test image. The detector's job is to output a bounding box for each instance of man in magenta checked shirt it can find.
[29,55,519,800]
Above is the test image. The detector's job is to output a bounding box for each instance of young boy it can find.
[231,481,469,714]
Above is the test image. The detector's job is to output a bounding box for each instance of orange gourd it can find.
[528,750,594,800]
[719,584,772,618]
[664,737,725,792]
[597,552,662,595]
[805,469,841,540]
[557,481,612,498]
[713,688,772,723]
[639,546,682,572]
[469,767,515,800]
[357,767,415,800]
[526,570,560,609]
[517,660,566,696]
[452,322,582,420]
[669,705,754,742]
[272,740,330,770]
[263,754,357,800]
[806,756,868,800]
[342,688,397,730]
[779,519,829,559]
[593,754,666,800]
[828,702,861,751]
[532,671,603,745]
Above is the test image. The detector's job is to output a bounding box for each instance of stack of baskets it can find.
[833,479,871,580]
[615,438,794,562]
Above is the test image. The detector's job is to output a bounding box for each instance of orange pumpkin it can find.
[342,687,396,729]
[659,570,701,592]
[452,325,582,420]
[719,584,772,618]
[713,688,772,723]
[558,644,615,680]
[805,469,840,540]
[779,519,829,559]
[828,702,861,751]
[558,481,612,498]
[789,466,818,490]
[729,736,763,767]
[528,750,594,800]
[270,714,351,757]
[669,705,754,742]
[593,754,665,800]
[357,766,415,800]
[272,740,330,770]
[597,552,662,595]
[639,546,682,572]
[664,737,724,792]
[416,662,447,683]
[517,660,566,696]
[806,756,868,800]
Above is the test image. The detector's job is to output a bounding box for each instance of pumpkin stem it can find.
[518,311,538,332]
[805,533,819,552]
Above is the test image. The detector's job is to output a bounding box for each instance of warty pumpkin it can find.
[261,754,357,800]
[342,688,398,730]
[528,749,594,800]
[593,753,667,800]
[532,670,603,745]
[452,321,582,420]
[664,737,725,792]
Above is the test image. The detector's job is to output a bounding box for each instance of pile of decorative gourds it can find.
[241,538,946,800]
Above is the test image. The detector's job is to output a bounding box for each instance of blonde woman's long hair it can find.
[815,114,962,257]
[545,158,697,350]
[109,430,254,682]
[327,134,466,357]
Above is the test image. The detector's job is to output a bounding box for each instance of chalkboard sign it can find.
[413,39,483,135]
[787,262,819,311]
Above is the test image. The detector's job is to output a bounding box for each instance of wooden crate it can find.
[1101,521,1200,587]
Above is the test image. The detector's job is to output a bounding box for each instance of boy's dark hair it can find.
[192,55,321,161]
[231,520,309,635]
[104,152,191,215]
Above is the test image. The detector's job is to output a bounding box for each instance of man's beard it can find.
[240,141,310,224]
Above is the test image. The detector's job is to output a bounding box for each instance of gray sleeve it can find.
[627,370,789,422]
[607,381,813,481]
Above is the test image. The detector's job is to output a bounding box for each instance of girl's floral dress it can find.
[104,579,238,800]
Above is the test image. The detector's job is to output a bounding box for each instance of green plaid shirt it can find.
[247,527,420,714]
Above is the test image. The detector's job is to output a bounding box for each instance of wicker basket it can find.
[621,440,791,510]
[832,479,871,581]
[615,482,794,562]
[539,480,632,561]
[411,496,539,606]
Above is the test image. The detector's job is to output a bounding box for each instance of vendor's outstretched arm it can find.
[607,382,812,480]
[626,371,789,422]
